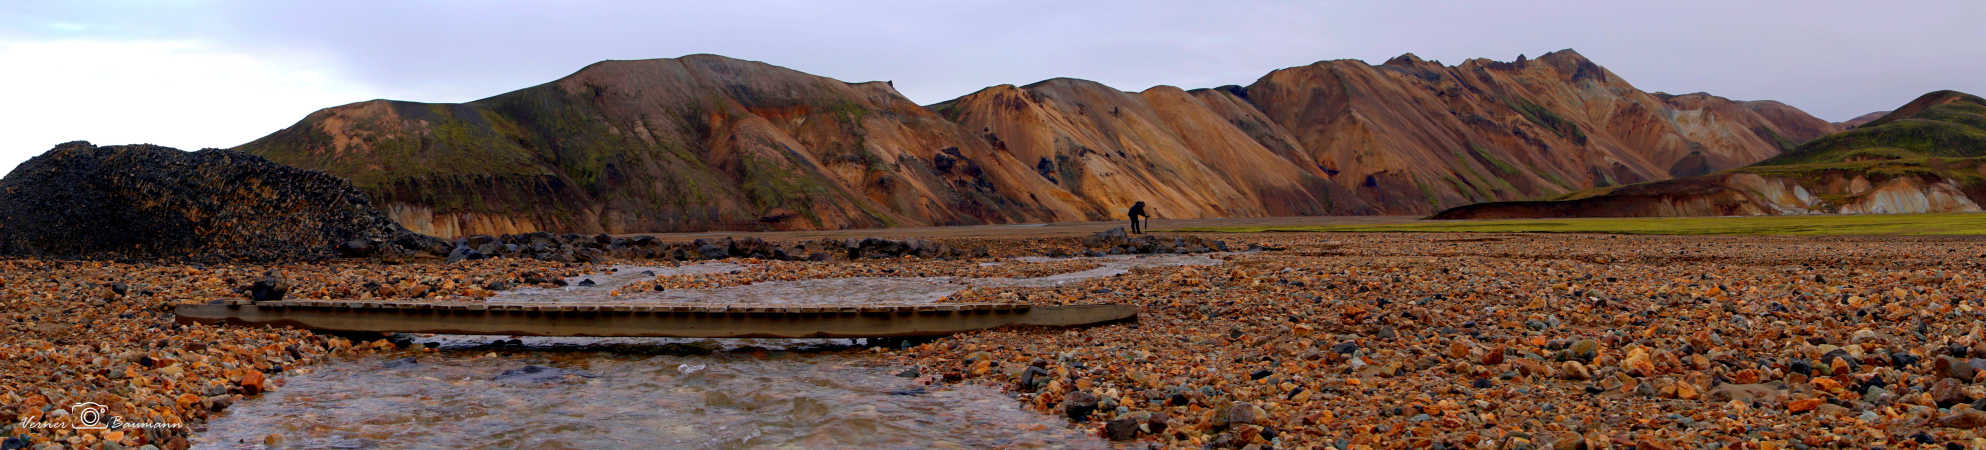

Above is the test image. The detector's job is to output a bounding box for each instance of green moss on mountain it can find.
[1759,91,1986,167]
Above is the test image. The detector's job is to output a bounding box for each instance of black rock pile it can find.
[1072,228,1233,256]
[838,237,984,259]
[440,233,984,263]
[0,142,444,262]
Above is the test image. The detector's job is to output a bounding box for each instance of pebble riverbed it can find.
[9,232,1986,448]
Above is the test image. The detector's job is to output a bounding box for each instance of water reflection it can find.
[197,254,1223,448]
[196,352,1104,449]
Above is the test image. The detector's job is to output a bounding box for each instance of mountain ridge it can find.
[234,50,1838,237]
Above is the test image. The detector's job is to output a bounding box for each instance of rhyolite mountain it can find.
[1434,90,1986,219]
[237,51,1838,237]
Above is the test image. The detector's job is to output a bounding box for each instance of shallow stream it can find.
[193,254,1222,449]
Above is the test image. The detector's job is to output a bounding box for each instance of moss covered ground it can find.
[1178,212,1986,236]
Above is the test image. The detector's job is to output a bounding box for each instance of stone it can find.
[1787,397,1823,414]
[1941,405,1986,428]
[1932,378,1966,407]
[1105,417,1141,441]
[1560,361,1593,381]
[1569,339,1599,363]
[240,370,266,394]
[247,272,288,302]
[1018,366,1051,391]
[1144,412,1169,434]
[1704,383,1785,403]
[1217,402,1267,428]
[1063,391,1100,421]
[1788,359,1814,376]
[204,394,234,411]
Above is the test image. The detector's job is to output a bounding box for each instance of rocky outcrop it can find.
[238,51,1836,237]
[0,142,445,262]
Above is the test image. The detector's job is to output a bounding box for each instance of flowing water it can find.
[194,352,1101,449]
[486,253,1222,306]
[194,254,1223,449]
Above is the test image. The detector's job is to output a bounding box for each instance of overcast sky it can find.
[3,0,1982,175]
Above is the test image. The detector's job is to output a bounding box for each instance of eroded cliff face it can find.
[239,51,1834,237]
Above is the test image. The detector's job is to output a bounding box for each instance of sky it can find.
[3,0,1982,175]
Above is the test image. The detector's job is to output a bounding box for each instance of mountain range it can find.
[234,50,1840,237]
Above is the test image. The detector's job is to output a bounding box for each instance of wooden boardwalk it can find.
[174,300,1137,338]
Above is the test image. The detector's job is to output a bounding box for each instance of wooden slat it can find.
[177,299,1131,338]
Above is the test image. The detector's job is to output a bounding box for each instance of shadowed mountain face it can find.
[1435,90,1986,219]
[237,51,1834,237]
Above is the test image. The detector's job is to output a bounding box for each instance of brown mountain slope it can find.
[930,79,1370,221]
[241,55,1087,237]
[1240,50,1839,213]
[1434,90,1986,220]
[239,51,1834,237]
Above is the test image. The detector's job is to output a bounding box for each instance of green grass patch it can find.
[1508,100,1588,144]
[1737,156,1986,186]
[1759,92,1986,167]
[1176,212,1986,236]
[1467,143,1522,177]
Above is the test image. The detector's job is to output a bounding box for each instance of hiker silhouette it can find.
[1128,201,1151,234]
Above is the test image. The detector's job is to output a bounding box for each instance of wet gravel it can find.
[900,233,1986,447]
[10,232,1986,448]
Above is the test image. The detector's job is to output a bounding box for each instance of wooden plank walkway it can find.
[174,300,1137,338]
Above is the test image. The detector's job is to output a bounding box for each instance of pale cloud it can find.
[0,39,374,173]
